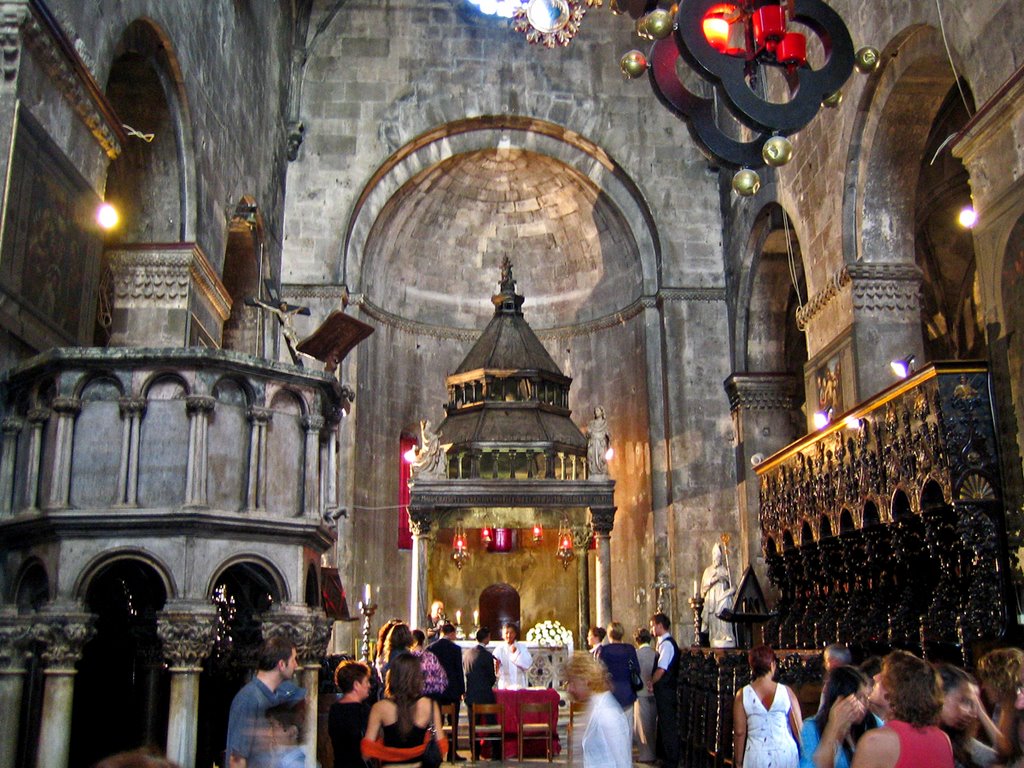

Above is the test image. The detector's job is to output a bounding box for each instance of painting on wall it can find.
[805,337,854,427]
[0,109,103,345]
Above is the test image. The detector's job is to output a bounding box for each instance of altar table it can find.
[494,688,562,758]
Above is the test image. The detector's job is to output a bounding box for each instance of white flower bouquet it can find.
[526,619,573,647]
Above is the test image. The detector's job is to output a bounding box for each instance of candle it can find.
[364,583,371,604]
[693,580,698,597]
[456,610,462,625]
[473,610,479,626]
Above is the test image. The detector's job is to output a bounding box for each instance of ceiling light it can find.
[958,206,977,228]
[97,203,119,230]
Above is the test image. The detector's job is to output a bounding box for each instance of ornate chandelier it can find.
[452,526,470,570]
[513,0,604,47]
[556,519,575,570]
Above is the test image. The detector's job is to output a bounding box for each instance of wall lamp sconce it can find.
[890,355,916,379]
[813,408,833,430]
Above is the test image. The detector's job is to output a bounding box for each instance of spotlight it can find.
[813,409,833,430]
[402,447,418,463]
[97,203,119,230]
[843,416,863,430]
[890,355,916,379]
[958,206,977,228]
[604,446,614,462]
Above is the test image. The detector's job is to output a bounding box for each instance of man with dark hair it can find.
[226,636,301,768]
[329,660,372,768]
[428,622,467,760]
[650,612,679,768]
[463,627,497,711]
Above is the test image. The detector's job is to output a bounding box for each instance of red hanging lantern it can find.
[776,31,807,67]
[701,4,740,54]
[752,5,786,52]
[532,523,543,543]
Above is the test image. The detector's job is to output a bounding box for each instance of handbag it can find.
[421,722,443,768]
[628,659,644,693]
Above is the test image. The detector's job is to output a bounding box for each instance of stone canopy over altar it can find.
[408,260,616,642]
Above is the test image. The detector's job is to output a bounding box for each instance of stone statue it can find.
[249,297,308,365]
[701,541,736,648]
[587,406,610,477]
[411,419,446,479]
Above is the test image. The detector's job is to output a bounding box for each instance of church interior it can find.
[0,0,1022,766]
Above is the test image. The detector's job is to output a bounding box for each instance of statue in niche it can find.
[701,541,736,648]
[587,406,610,477]
[411,419,447,479]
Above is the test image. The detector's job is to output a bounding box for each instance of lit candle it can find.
[456,610,462,625]
[364,583,371,604]
[473,610,479,626]
[693,580,698,597]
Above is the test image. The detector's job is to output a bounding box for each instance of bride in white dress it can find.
[732,645,802,768]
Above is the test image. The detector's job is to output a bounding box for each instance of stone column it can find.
[263,607,331,765]
[642,299,673,600]
[184,396,215,507]
[47,397,80,509]
[32,611,95,768]
[302,414,324,519]
[24,407,48,510]
[117,398,146,506]
[0,617,31,768]
[572,524,593,645]
[407,509,432,627]
[724,374,799,573]
[0,417,23,515]
[156,606,216,768]
[590,506,616,629]
[246,407,272,510]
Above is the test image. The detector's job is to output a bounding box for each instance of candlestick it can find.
[473,610,479,627]
[456,610,462,625]
[358,594,378,662]
[689,595,705,647]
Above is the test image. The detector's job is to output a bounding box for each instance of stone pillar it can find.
[47,397,80,509]
[302,414,324,519]
[0,617,31,768]
[724,374,799,573]
[572,524,593,645]
[32,611,95,768]
[0,417,23,515]
[263,607,331,765]
[847,263,924,400]
[642,300,673,597]
[407,509,432,627]
[246,407,272,510]
[24,407,48,510]
[117,398,146,506]
[184,396,215,507]
[156,606,216,768]
[590,506,616,630]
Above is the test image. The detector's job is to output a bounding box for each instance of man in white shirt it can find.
[493,622,532,689]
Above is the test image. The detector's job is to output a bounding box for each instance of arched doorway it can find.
[70,558,169,767]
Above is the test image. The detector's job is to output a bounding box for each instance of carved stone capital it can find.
[302,414,325,433]
[262,608,330,665]
[108,250,191,303]
[589,505,616,535]
[2,416,23,435]
[31,614,96,672]
[51,396,81,416]
[848,263,922,318]
[0,618,32,671]
[570,523,593,550]
[185,395,216,415]
[156,609,216,670]
[248,406,274,424]
[725,373,800,412]
[408,507,433,537]
[118,397,147,418]
[27,407,49,424]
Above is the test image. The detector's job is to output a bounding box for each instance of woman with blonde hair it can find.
[565,652,632,767]
[976,647,1024,765]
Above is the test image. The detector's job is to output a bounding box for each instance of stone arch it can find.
[138,373,189,507]
[12,557,50,612]
[103,18,196,243]
[221,196,270,355]
[71,375,126,508]
[206,555,288,605]
[344,116,659,302]
[73,548,178,602]
[844,25,968,267]
[265,388,306,516]
[208,376,255,511]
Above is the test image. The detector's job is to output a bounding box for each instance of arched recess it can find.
[208,377,253,511]
[137,374,189,508]
[103,19,195,244]
[847,25,969,269]
[70,557,170,766]
[13,558,49,612]
[198,559,285,768]
[265,388,306,516]
[70,375,125,508]
[221,197,270,356]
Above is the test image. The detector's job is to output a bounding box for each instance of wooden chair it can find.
[469,702,504,762]
[440,702,458,762]
[517,700,554,761]
[566,700,586,760]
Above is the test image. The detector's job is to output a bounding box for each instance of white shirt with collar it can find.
[493,640,532,689]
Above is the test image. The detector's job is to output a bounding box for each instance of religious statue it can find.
[410,419,447,479]
[587,406,610,477]
[248,297,309,365]
[701,541,736,648]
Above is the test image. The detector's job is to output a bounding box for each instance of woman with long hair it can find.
[850,650,953,768]
[361,653,445,766]
[800,666,876,768]
[733,644,802,768]
[937,663,1008,768]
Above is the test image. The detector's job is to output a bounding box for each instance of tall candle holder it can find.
[358,598,378,662]
[689,595,705,647]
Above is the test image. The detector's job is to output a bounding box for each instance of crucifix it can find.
[245,280,310,366]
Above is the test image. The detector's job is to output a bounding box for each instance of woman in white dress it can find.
[733,645,802,768]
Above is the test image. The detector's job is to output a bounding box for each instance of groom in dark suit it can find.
[428,623,466,760]
[463,626,497,708]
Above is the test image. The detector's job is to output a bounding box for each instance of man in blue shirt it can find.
[226,636,301,768]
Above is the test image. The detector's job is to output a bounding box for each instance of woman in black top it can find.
[329,660,372,768]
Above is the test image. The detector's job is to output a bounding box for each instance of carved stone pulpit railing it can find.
[755,362,1009,656]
